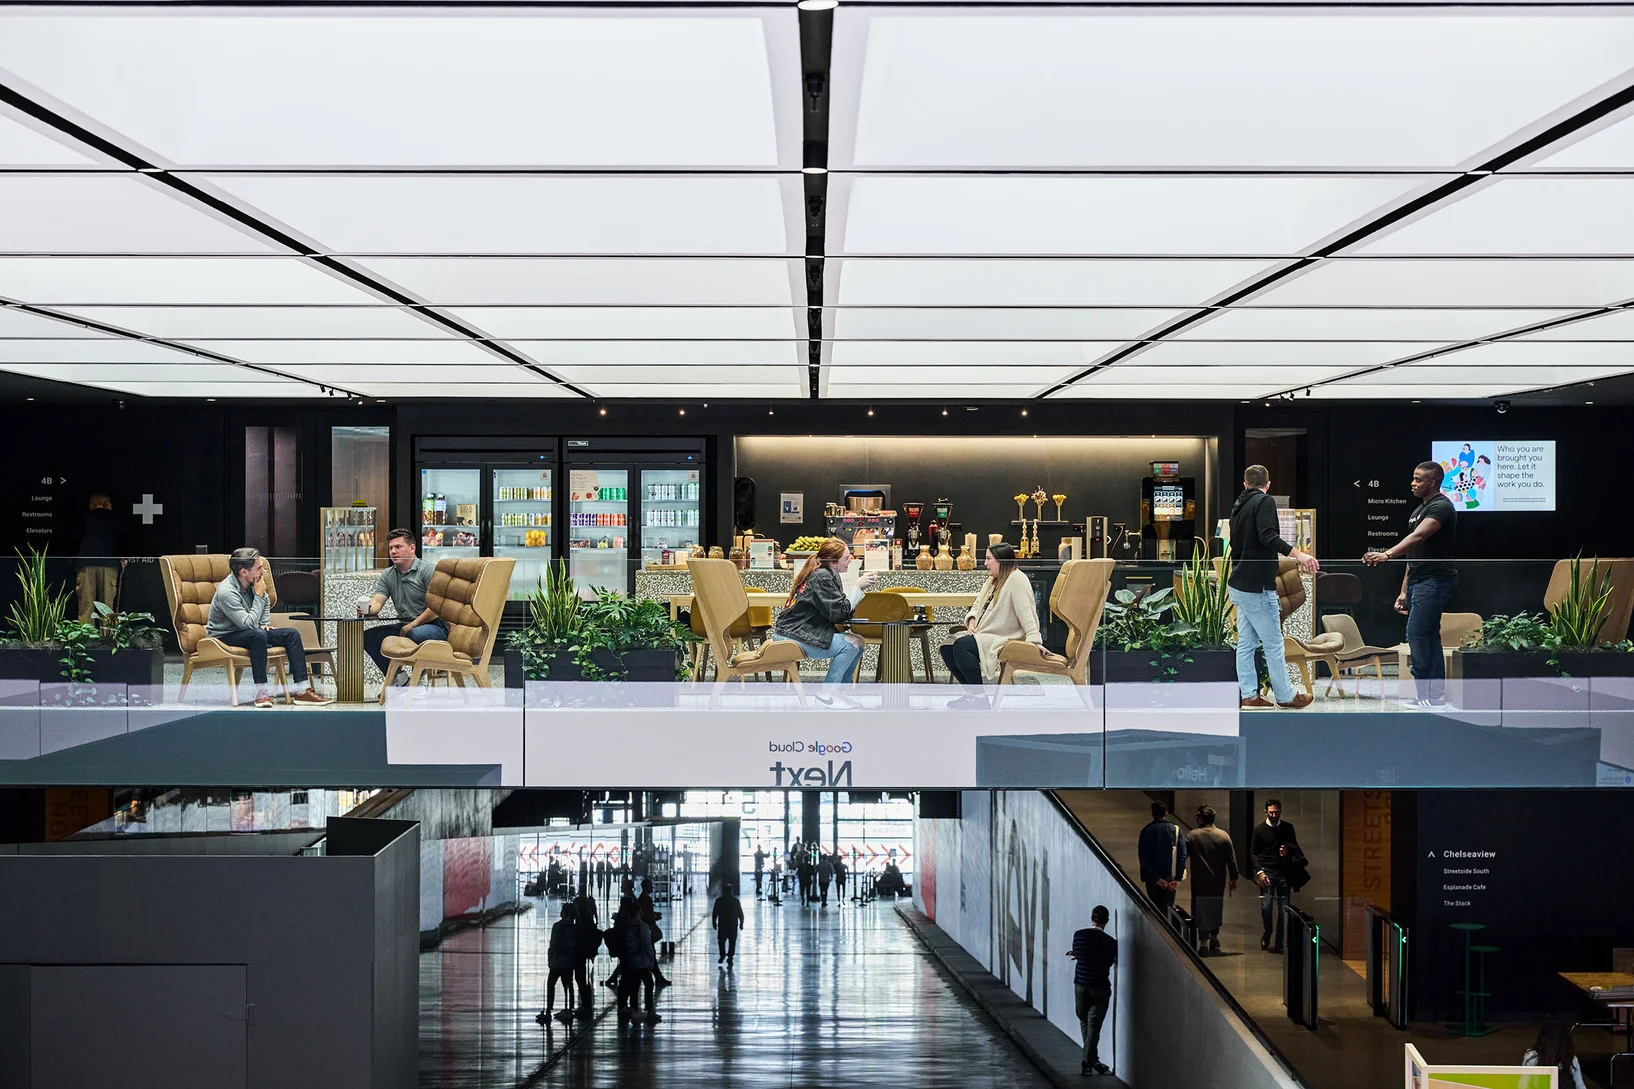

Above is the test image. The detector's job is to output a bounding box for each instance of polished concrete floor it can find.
[418,886,1052,1089]
[1057,790,1621,1088]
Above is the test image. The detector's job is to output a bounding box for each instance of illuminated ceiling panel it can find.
[356,258,802,306]
[0,175,276,254]
[52,306,457,340]
[202,174,803,256]
[178,339,501,365]
[835,174,1436,256]
[0,257,381,305]
[1177,308,1572,342]
[0,112,99,166]
[0,11,799,168]
[0,307,111,338]
[0,339,222,364]
[832,11,1634,168]
[1357,178,1634,255]
[1051,382,1294,400]
[830,307,1183,341]
[828,341,1117,366]
[1526,112,1634,169]
[0,363,320,397]
[508,341,802,367]
[830,259,1271,306]
[447,307,803,340]
[824,364,1077,387]
[1247,260,1634,307]
[1082,364,1356,386]
[1116,340,1423,367]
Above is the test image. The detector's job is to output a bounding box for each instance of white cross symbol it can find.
[133,494,164,524]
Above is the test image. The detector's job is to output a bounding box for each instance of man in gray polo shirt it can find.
[363,528,448,684]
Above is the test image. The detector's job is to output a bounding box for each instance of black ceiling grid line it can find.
[1039,75,1634,399]
[800,3,834,400]
[0,78,591,399]
[0,298,372,398]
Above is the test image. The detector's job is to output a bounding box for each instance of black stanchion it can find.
[1282,904,1320,1030]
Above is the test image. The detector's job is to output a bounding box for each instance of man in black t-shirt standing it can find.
[1067,905,1117,1077]
[1365,461,1457,707]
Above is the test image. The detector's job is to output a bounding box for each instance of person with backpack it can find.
[636,886,671,989]
[712,883,745,968]
[535,902,578,1027]
[571,890,600,1016]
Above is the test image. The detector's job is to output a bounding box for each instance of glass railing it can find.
[2,555,1631,791]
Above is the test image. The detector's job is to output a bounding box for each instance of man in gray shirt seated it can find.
[363,528,448,686]
[207,547,332,708]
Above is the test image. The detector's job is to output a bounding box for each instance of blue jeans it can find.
[1229,587,1294,704]
[773,632,862,684]
[364,620,448,674]
[1405,577,1455,702]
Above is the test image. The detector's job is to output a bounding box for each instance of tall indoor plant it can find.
[0,547,167,687]
[504,559,695,684]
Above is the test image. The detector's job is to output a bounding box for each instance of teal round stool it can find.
[1449,923,1498,1037]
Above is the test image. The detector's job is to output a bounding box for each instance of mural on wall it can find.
[960,790,992,967]
[994,795,1051,1013]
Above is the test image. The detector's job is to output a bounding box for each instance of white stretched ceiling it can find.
[2,5,1634,401]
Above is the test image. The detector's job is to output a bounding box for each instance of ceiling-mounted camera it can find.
[1495,400,1510,414]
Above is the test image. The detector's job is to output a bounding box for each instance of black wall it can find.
[1411,790,1634,1021]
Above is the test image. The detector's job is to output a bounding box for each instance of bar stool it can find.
[1449,922,1498,1037]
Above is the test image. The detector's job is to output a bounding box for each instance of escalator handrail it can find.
[1044,790,1309,1088]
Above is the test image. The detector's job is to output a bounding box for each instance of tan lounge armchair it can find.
[996,558,1114,685]
[1321,613,1400,697]
[270,612,337,688]
[161,554,291,706]
[1276,558,1345,697]
[378,557,514,698]
[689,558,805,685]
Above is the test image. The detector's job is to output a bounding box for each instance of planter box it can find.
[1452,648,1634,679]
[1451,648,1634,712]
[504,647,679,687]
[1099,648,1237,685]
[0,647,164,688]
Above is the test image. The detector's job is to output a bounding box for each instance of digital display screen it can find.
[1152,484,1186,521]
[1150,461,1181,478]
[1429,440,1556,512]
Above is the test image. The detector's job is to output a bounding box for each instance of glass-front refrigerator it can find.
[493,467,554,601]
[640,469,702,568]
[419,467,481,562]
[563,437,707,597]
[567,468,630,596]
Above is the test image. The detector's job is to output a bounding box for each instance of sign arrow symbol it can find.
[1353,480,1362,488]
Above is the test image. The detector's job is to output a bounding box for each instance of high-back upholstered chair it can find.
[1273,557,1345,697]
[688,558,805,685]
[1543,558,1634,643]
[995,558,1114,685]
[161,554,291,706]
[378,557,514,697]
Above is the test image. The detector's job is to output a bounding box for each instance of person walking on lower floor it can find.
[1251,798,1307,954]
[1228,464,1319,710]
[1364,460,1457,707]
[817,853,834,905]
[1185,806,1239,956]
[753,846,766,898]
[712,884,745,968]
[363,529,448,684]
[1137,800,1187,922]
[536,902,577,1026]
[1068,905,1117,1077]
[207,547,332,708]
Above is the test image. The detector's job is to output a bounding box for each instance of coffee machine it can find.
[1140,462,1196,562]
[902,502,924,564]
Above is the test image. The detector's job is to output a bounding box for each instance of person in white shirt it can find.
[1521,1017,1587,1089]
[941,542,1042,686]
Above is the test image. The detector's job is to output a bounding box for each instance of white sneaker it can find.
[392,671,413,687]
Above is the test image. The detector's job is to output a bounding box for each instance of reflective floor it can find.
[419,886,1051,1088]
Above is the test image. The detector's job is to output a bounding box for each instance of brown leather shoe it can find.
[1240,696,1275,709]
[1277,693,1314,709]
[292,689,334,705]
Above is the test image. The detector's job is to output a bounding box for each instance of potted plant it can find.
[1094,561,1237,684]
[0,548,167,690]
[1453,556,1634,709]
[504,560,696,685]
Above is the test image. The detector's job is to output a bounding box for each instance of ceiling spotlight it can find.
[599,407,607,416]
[941,408,948,416]
[26,397,34,402]
[768,408,775,416]
[678,408,686,416]
[797,0,838,9]
[1586,400,1595,405]
[1020,409,1028,417]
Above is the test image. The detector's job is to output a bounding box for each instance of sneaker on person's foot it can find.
[644,1013,662,1024]
[1277,693,1314,709]
[1091,1062,1112,1076]
[253,690,274,708]
[392,670,413,687]
[1240,696,1275,709]
[1209,939,1223,955]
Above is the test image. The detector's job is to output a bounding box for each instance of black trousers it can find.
[718,932,737,961]
[755,870,763,895]
[217,626,307,685]
[940,636,983,686]
[1076,983,1112,1068]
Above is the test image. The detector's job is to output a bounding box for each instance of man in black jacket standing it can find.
[1228,465,1320,709]
[1250,798,1307,953]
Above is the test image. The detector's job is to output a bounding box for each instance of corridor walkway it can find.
[420,884,1053,1088]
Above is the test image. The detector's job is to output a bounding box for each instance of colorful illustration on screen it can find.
[1432,441,1492,510]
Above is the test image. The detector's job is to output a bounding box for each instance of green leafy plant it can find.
[1469,612,1554,651]
[1171,549,1234,649]
[54,619,98,683]
[1550,553,1614,648]
[1096,586,1199,679]
[91,600,164,652]
[507,561,696,681]
[5,547,71,643]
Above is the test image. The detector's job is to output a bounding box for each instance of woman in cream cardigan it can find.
[939,542,1043,685]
